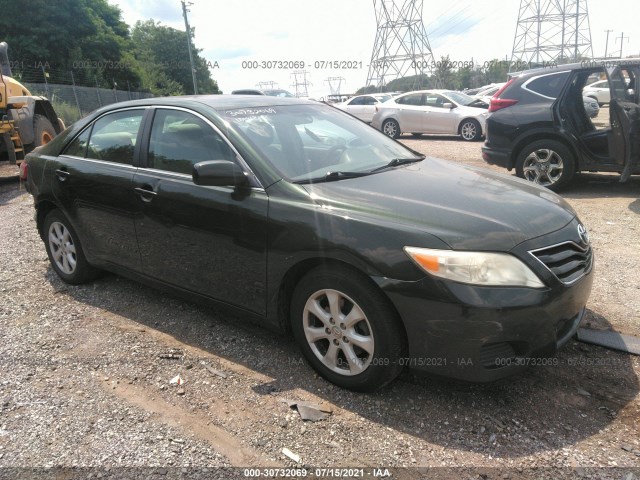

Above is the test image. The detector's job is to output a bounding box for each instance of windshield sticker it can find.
[224,107,277,117]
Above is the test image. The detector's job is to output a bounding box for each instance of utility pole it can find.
[616,32,629,58]
[604,29,613,58]
[181,0,198,95]
[290,71,312,98]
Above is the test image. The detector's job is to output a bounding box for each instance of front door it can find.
[133,108,269,315]
[606,65,640,182]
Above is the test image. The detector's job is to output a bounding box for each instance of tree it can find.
[131,20,219,96]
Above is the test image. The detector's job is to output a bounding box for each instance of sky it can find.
[111,0,640,98]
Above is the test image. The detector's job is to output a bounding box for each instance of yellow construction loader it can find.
[0,42,63,165]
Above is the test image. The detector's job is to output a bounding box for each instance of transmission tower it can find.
[511,0,593,69]
[366,0,435,90]
[325,77,346,95]
[256,81,278,89]
[290,71,312,97]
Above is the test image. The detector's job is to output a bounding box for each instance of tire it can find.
[515,140,576,191]
[459,119,482,141]
[25,115,56,153]
[381,119,400,139]
[290,266,406,392]
[43,210,99,285]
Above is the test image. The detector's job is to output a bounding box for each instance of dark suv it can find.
[482,60,640,190]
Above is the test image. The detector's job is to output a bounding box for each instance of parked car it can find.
[231,88,296,97]
[24,95,593,391]
[372,90,489,141]
[474,82,507,104]
[482,60,640,190]
[335,93,392,123]
[583,96,600,118]
[582,79,611,105]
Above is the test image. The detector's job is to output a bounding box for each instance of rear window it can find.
[524,72,571,99]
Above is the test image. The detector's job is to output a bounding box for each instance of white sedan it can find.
[336,94,393,123]
[371,90,489,141]
[583,79,611,105]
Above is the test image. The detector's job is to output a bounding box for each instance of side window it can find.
[148,109,235,175]
[349,97,364,106]
[525,72,571,99]
[362,96,377,105]
[63,128,90,157]
[424,94,447,108]
[396,94,424,106]
[87,110,143,164]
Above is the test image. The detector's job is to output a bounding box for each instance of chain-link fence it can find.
[10,65,153,125]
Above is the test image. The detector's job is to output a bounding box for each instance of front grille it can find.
[530,241,593,284]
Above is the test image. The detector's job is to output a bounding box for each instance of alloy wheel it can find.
[302,289,375,376]
[460,121,477,141]
[48,221,77,274]
[522,149,564,186]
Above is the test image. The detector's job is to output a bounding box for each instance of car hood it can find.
[303,157,576,251]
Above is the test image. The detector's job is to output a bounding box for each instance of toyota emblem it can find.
[577,224,590,245]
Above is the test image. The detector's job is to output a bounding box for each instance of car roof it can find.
[87,95,317,113]
[509,57,640,79]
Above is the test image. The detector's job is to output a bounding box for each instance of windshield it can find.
[222,104,423,183]
[443,91,476,106]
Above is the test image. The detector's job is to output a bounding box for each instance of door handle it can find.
[55,169,70,182]
[134,187,157,203]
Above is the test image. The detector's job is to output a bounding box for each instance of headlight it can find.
[404,247,545,288]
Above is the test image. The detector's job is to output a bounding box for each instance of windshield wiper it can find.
[295,171,371,185]
[369,156,425,173]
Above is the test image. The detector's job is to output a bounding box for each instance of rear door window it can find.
[524,71,571,99]
[396,94,424,106]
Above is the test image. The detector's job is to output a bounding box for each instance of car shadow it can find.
[57,269,639,458]
[560,172,640,201]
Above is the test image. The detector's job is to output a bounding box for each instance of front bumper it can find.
[377,221,594,382]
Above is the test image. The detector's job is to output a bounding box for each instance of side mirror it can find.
[192,160,248,187]
[442,102,454,109]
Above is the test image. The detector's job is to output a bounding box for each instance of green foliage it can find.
[0,0,220,96]
[131,20,219,96]
[51,100,82,125]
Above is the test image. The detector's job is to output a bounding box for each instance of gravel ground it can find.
[0,127,639,479]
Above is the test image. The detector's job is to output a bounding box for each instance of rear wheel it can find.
[459,119,482,141]
[290,266,406,391]
[25,115,57,153]
[515,140,576,191]
[43,210,99,284]
[382,119,400,139]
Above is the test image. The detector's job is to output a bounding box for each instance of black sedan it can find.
[23,96,593,391]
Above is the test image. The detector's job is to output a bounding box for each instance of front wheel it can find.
[459,119,482,141]
[43,210,99,284]
[381,119,400,139]
[515,140,576,191]
[290,266,406,391]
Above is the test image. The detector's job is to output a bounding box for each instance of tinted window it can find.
[362,96,378,105]
[396,94,423,106]
[348,97,365,106]
[525,72,570,98]
[87,110,143,164]
[64,128,90,157]
[148,109,235,175]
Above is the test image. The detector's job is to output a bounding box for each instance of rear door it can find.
[606,65,640,182]
[132,107,269,314]
[395,93,425,132]
[51,108,145,269]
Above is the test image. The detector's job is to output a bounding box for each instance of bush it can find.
[50,100,82,126]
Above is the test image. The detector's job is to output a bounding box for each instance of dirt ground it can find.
[0,126,638,478]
